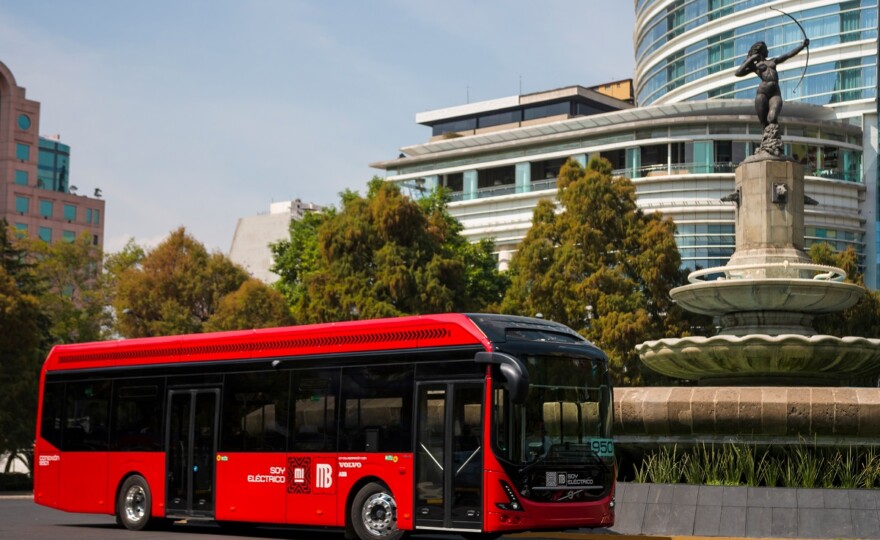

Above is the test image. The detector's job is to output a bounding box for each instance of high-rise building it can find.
[0,61,105,248]
[634,0,878,283]
[372,1,879,287]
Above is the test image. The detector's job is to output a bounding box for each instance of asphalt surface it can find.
[0,493,817,540]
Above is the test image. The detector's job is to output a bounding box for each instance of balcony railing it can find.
[612,162,860,182]
[436,161,860,202]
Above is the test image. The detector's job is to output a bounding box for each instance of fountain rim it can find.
[686,261,848,284]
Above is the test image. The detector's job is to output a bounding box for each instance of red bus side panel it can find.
[33,443,61,510]
[58,453,109,514]
[215,453,288,523]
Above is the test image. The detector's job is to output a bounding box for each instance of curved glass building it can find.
[635,0,877,116]
[372,1,879,288]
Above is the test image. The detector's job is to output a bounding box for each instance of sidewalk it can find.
[605,481,880,538]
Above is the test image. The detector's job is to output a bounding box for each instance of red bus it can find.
[34,313,615,539]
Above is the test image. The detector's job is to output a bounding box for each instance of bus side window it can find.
[221,371,291,453]
[110,380,164,451]
[41,382,65,449]
[63,381,111,451]
[291,369,338,452]
[340,365,413,453]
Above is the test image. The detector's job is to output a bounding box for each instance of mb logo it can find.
[316,463,333,489]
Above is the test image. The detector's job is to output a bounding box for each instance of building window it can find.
[93,209,100,225]
[86,209,92,223]
[14,223,27,235]
[14,170,28,186]
[63,230,76,243]
[15,196,29,215]
[40,200,54,218]
[17,114,32,130]
[16,144,30,162]
[63,204,76,222]
[92,235,99,246]
[38,227,52,243]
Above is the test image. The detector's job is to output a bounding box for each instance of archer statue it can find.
[735,9,809,160]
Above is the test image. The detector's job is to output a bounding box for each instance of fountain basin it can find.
[670,278,864,318]
[637,334,880,385]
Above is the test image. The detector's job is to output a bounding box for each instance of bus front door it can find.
[415,382,483,532]
[166,389,220,518]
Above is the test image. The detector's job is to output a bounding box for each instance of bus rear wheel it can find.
[116,475,153,531]
[351,482,405,540]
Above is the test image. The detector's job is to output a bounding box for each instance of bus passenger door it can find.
[415,382,483,532]
[166,389,220,518]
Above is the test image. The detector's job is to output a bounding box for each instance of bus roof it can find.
[43,313,494,373]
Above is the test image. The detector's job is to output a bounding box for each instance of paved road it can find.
[2,494,812,540]
[1,494,621,540]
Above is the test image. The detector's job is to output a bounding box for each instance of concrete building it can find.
[371,1,878,286]
[0,61,105,247]
[229,199,323,283]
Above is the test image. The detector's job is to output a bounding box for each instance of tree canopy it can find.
[271,177,508,324]
[112,227,251,337]
[500,158,696,385]
[810,243,880,338]
[0,222,45,472]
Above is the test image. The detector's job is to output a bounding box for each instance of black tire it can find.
[462,534,502,540]
[116,474,153,531]
[350,482,405,540]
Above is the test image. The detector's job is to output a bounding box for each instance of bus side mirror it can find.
[475,352,529,404]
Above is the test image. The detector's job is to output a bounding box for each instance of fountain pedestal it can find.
[638,158,875,387]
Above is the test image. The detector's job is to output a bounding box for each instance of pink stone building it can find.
[0,61,105,248]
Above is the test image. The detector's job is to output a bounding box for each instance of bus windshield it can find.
[493,354,612,466]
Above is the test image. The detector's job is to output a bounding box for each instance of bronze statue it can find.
[735,36,809,159]
[735,38,810,129]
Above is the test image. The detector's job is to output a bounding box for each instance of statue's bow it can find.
[769,5,809,93]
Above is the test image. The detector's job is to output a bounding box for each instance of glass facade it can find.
[38,226,52,243]
[636,0,878,107]
[15,196,29,215]
[14,170,28,186]
[389,113,866,273]
[38,138,71,193]
[63,204,76,222]
[40,200,54,218]
[16,143,30,161]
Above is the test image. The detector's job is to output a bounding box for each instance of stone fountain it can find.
[637,157,879,387]
[620,151,880,443]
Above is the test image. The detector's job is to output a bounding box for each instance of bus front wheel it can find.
[351,482,405,540]
[116,475,153,531]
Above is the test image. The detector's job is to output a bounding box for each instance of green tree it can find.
[271,177,508,323]
[810,243,880,338]
[205,278,294,332]
[21,232,111,344]
[112,228,249,337]
[501,158,696,385]
[0,222,45,473]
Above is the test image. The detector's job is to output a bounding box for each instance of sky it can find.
[1,1,636,253]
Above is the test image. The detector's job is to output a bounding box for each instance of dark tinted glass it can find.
[292,369,338,452]
[63,380,111,451]
[340,365,413,452]
[112,379,165,451]
[221,371,290,452]
[40,382,64,449]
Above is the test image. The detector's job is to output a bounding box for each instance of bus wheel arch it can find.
[347,479,405,540]
[115,473,153,531]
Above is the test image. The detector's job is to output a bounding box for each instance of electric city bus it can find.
[34,313,615,539]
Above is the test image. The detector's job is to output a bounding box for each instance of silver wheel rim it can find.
[124,485,147,524]
[361,491,397,537]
